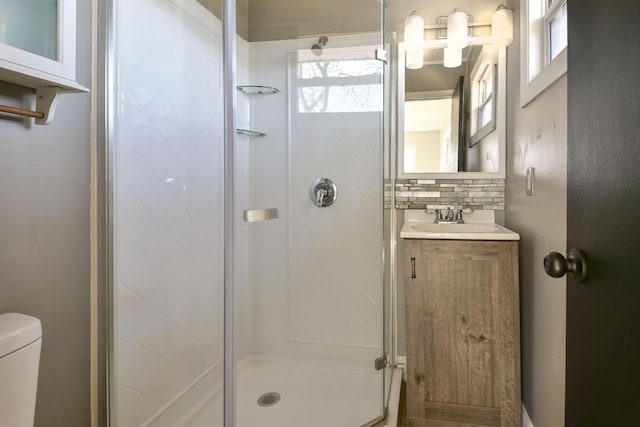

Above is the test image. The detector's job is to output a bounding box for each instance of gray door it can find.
[566,1,640,425]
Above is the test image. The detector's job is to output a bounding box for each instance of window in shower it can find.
[297,47,383,113]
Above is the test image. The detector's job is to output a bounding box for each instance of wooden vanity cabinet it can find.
[404,239,520,427]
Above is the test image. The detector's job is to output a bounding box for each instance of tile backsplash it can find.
[395,178,505,211]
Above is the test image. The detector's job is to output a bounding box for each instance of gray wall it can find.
[505,1,567,426]
[247,0,380,41]
[0,0,92,425]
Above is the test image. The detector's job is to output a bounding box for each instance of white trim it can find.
[544,0,567,61]
[405,90,453,101]
[383,368,403,427]
[395,355,407,381]
[522,404,535,427]
[520,0,568,106]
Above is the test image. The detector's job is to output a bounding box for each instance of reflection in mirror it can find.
[404,96,452,173]
[469,60,497,146]
[404,72,466,173]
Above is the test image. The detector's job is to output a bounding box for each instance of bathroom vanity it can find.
[401,210,520,427]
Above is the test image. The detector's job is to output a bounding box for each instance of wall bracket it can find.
[35,87,62,125]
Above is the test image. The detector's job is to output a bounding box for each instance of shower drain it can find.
[257,392,281,407]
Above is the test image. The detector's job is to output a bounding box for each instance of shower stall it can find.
[106,0,391,425]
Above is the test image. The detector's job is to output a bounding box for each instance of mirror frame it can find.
[397,42,507,179]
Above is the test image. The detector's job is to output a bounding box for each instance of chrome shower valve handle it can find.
[309,178,337,208]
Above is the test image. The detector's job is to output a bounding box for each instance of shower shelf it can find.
[236,128,266,137]
[236,85,280,95]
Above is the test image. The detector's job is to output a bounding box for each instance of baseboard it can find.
[522,404,534,427]
[395,355,407,382]
[384,368,403,427]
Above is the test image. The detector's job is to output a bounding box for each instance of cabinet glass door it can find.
[0,0,58,60]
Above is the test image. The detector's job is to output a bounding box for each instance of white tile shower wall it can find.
[113,0,228,425]
[290,111,382,349]
[249,36,384,365]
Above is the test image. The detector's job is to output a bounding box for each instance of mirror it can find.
[402,64,467,174]
[391,1,508,178]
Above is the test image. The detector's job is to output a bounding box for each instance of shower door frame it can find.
[221,0,236,425]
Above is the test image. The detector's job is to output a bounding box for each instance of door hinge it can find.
[375,355,388,371]
[375,48,388,63]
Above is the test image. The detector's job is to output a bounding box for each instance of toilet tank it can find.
[0,313,42,427]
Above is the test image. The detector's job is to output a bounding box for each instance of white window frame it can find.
[520,0,568,106]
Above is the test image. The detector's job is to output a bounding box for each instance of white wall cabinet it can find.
[0,0,88,124]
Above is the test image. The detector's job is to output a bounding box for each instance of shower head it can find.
[311,36,329,56]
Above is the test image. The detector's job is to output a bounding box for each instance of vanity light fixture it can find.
[403,6,514,70]
[404,11,425,69]
[443,9,468,68]
[405,45,425,70]
[447,9,468,49]
[491,5,514,48]
[443,46,463,68]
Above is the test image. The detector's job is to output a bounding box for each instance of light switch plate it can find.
[526,167,535,196]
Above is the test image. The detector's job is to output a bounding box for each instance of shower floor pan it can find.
[184,357,382,427]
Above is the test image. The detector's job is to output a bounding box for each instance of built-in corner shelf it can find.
[236,85,279,95]
[236,128,266,137]
[235,84,277,137]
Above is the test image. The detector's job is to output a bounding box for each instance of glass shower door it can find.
[233,1,388,426]
[108,0,387,425]
[109,0,225,425]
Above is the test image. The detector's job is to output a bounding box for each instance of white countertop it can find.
[400,210,520,241]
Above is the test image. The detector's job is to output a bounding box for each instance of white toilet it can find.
[0,313,42,427]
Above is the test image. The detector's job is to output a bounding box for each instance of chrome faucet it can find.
[445,207,454,222]
[434,208,464,224]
